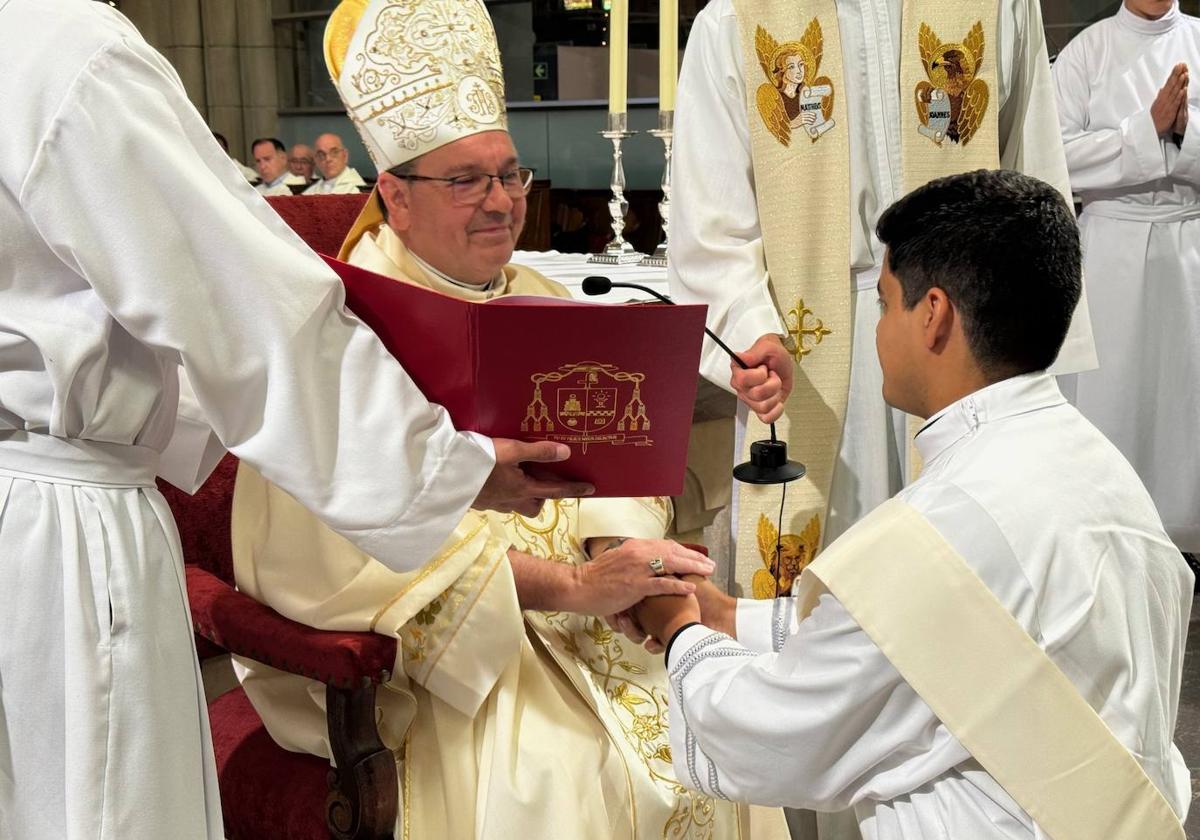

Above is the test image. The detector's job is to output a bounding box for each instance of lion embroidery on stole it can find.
[754,513,822,598]
[754,20,836,146]
[914,21,990,146]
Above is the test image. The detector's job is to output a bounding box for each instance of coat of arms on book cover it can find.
[914,21,989,146]
[522,362,653,453]
[754,20,836,147]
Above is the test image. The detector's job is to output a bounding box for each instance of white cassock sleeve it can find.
[667,593,971,809]
[1051,40,1169,192]
[667,8,786,389]
[17,38,494,571]
[1166,108,1200,185]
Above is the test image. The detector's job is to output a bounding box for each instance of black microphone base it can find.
[733,439,807,485]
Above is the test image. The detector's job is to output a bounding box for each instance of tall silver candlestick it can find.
[588,112,644,265]
[640,110,673,267]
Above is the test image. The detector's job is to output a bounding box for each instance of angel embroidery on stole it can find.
[754,19,836,146]
[914,21,990,146]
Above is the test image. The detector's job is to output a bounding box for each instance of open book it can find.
[327,255,707,497]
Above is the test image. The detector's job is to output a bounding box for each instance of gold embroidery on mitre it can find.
[328,0,507,170]
[914,21,989,147]
[753,513,821,599]
[753,19,836,147]
[521,362,652,455]
[785,298,832,361]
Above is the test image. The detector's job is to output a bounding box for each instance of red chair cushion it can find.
[265,193,371,257]
[158,453,240,584]
[210,687,331,840]
[187,565,397,688]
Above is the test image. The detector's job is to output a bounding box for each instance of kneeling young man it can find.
[635,169,1192,839]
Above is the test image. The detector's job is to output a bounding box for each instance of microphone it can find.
[582,276,805,486]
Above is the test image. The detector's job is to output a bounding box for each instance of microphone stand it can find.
[582,277,806,486]
[584,276,808,600]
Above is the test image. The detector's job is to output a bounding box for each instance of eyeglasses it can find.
[395,167,535,206]
[288,157,313,165]
[314,148,345,161]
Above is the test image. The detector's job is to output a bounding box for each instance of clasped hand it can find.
[567,539,714,617]
[1152,63,1190,138]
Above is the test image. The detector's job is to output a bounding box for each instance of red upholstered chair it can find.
[161,190,398,840]
[265,193,371,257]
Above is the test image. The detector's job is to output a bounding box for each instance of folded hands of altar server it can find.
[1152,63,1189,137]
[731,334,794,424]
[475,438,595,516]
[622,576,738,654]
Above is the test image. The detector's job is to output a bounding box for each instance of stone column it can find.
[117,0,282,163]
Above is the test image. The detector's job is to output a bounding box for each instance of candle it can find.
[608,0,628,114]
[658,0,678,112]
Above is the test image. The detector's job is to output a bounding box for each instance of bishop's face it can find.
[381,131,527,287]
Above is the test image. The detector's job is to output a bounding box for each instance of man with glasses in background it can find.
[302,132,367,195]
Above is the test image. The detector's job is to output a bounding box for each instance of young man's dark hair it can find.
[212,131,229,153]
[250,137,287,154]
[875,169,1081,378]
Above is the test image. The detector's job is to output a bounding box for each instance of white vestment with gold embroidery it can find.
[668,0,1095,546]
[232,230,778,839]
[666,374,1190,839]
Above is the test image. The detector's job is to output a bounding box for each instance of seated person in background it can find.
[251,136,306,196]
[302,132,367,194]
[287,142,315,182]
[633,170,1193,840]
[232,2,786,838]
[212,129,257,182]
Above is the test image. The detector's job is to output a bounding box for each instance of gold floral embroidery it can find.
[505,501,727,838]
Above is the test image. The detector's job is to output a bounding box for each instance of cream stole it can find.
[732,1,1002,596]
[732,0,852,599]
[794,499,1186,840]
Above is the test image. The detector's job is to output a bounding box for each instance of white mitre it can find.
[324,0,508,171]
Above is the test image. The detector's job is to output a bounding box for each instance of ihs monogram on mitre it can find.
[754,19,836,147]
[328,0,507,170]
[914,21,990,146]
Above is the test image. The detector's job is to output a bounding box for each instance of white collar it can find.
[408,250,497,292]
[1116,1,1180,35]
[914,373,1067,464]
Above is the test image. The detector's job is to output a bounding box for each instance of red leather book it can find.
[326,255,707,497]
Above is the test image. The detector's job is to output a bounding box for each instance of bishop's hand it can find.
[567,539,713,617]
[474,439,595,517]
